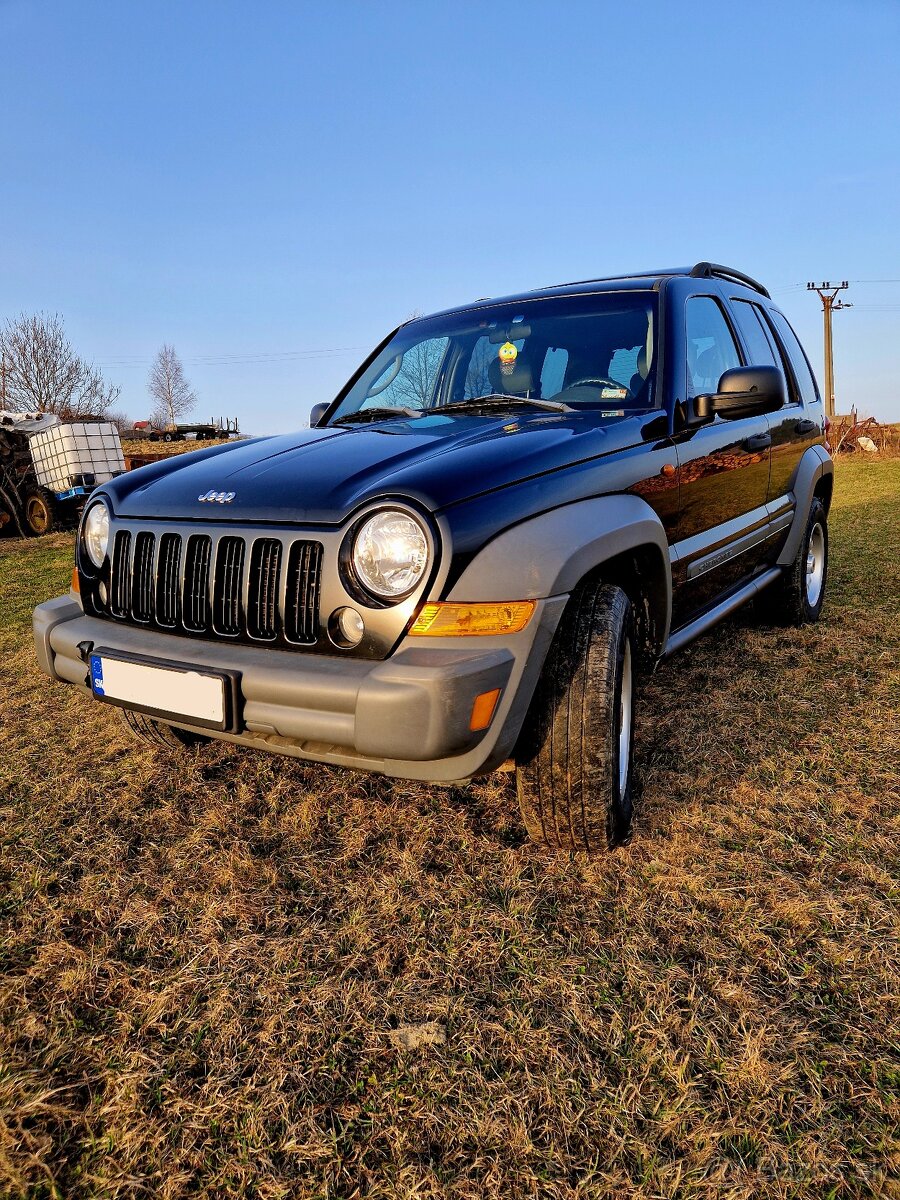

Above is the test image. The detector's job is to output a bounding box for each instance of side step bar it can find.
[663,567,782,658]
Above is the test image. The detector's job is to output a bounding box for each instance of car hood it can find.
[106,410,647,524]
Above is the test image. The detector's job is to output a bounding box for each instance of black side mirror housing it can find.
[309,401,330,428]
[692,365,786,423]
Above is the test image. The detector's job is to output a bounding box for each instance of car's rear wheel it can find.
[515,581,635,852]
[764,498,829,625]
[120,708,212,751]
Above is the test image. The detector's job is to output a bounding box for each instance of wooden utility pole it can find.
[806,281,851,419]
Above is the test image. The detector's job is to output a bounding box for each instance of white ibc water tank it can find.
[28,422,126,493]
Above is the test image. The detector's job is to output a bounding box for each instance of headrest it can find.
[488,353,534,395]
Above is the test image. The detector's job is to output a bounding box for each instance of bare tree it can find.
[0,312,120,418]
[388,339,448,408]
[464,337,494,399]
[148,344,196,428]
[104,409,131,434]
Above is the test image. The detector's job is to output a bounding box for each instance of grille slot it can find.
[155,533,182,627]
[213,536,245,636]
[284,541,323,644]
[109,530,132,617]
[131,531,155,622]
[247,538,283,640]
[183,535,212,632]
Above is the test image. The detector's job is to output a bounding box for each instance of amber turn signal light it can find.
[470,688,501,732]
[71,567,80,594]
[409,600,535,637]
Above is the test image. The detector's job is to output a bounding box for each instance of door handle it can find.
[743,433,771,452]
[795,419,817,435]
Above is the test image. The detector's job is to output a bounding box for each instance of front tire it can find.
[120,708,211,751]
[515,582,635,852]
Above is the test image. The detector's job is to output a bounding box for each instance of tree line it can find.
[0,312,196,429]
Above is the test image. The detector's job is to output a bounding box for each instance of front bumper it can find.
[33,594,566,782]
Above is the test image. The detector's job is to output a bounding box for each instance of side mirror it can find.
[692,365,786,423]
[309,401,330,428]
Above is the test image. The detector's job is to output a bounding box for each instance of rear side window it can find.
[685,296,742,398]
[730,300,778,368]
[765,310,820,407]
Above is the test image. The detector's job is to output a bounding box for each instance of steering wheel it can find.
[565,376,634,398]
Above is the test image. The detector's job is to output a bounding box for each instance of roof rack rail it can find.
[689,262,770,299]
[539,266,691,291]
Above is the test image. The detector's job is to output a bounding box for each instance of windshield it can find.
[330,291,658,423]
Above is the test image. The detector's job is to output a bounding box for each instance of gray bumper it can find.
[33,595,566,782]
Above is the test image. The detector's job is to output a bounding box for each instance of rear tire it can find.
[120,708,211,751]
[763,498,828,625]
[515,582,635,852]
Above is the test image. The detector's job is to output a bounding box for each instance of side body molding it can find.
[777,445,834,566]
[447,494,672,653]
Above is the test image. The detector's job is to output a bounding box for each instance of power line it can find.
[773,278,900,294]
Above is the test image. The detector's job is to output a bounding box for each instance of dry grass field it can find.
[120,439,245,457]
[1,461,898,1199]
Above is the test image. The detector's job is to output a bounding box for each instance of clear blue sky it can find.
[2,0,898,432]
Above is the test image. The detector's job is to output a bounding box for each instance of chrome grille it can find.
[107,528,323,649]
[131,531,154,622]
[285,540,322,645]
[110,530,132,617]
[247,538,282,640]
[183,535,212,632]
[213,536,245,636]
[155,533,181,627]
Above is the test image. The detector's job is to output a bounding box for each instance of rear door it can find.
[762,307,824,503]
[671,294,773,624]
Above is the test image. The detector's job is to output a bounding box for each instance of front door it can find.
[672,295,772,626]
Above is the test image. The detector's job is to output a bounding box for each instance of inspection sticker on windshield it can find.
[601,410,625,417]
[601,386,627,399]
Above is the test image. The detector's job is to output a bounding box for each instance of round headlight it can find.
[352,509,429,600]
[82,501,110,568]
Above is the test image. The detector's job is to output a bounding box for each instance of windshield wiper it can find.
[428,394,572,415]
[333,406,423,425]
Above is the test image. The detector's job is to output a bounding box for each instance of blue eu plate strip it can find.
[90,655,105,695]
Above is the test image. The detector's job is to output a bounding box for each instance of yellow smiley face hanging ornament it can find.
[498,341,518,376]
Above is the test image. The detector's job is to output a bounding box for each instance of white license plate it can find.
[90,653,226,726]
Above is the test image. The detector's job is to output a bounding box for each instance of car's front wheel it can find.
[120,708,212,751]
[515,581,635,852]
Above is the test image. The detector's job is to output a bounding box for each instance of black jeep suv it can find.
[34,262,832,852]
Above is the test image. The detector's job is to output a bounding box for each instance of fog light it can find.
[330,606,365,648]
[98,581,108,604]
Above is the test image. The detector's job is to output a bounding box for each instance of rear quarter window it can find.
[764,309,820,407]
[730,300,778,368]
